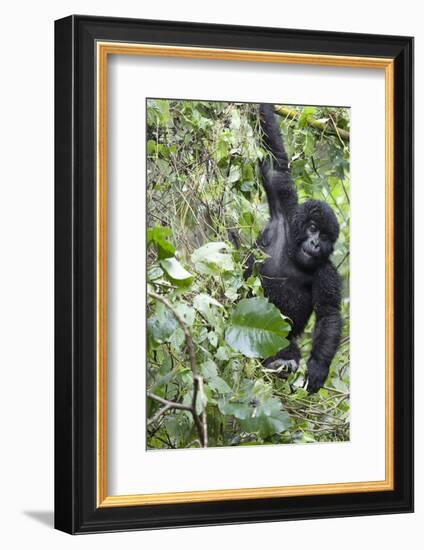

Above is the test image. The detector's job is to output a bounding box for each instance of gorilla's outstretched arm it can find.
[307,264,342,393]
[259,104,298,220]
[260,103,289,170]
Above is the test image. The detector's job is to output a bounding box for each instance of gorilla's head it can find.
[290,200,339,270]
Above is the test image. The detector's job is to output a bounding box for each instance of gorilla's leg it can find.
[262,340,300,378]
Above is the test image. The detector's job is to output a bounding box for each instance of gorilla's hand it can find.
[262,358,298,379]
[306,358,328,393]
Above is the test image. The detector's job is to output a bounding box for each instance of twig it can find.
[340,178,350,205]
[147,391,193,409]
[191,373,206,447]
[322,385,349,396]
[336,251,350,269]
[195,375,208,447]
[147,392,192,426]
[311,156,347,223]
[328,112,348,148]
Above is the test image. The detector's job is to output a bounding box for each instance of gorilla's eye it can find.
[309,222,318,233]
[261,230,271,247]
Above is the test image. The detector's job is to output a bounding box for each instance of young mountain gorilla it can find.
[246,104,342,393]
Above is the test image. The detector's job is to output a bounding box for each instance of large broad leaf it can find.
[160,257,193,286]
[191,242,234,275]
[218,397,251,420]
[240,397,292,438]
[218,379,291,438]
[225,297,290,359]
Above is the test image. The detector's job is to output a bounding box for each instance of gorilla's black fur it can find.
[245,104,342,393]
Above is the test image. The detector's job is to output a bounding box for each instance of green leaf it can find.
[225,297,290,358]
[147,224,171,244]
[240,397,291,438]
[245,275,263,296]
[160,257,194,286]
[207,331,218,348]
[186,386,208,415]
[218,397,251,419]
[200,360,232,395]
[164,415,190,443]
[181,389,207,417]
[193,293,223,327]
[228,165,241,184]
[216,134,230,162]
[209,376,232,394]
[191,242,234,275]
[155,99,170,126]
[147,266,164,281]
[147,139,157,155]
[196,390,208,415]
[200,359,219,379]
[174,303,195,327]
[230,109,241,131]
[303,132,315,157]
[240,181,254,192]
[224,287,239,302]
[299,106,317,128]
[240,211,254,226]
[147,304,178,343]
[147,225,176,259]
[155,238,175,260]
[215,346,230,361]
[330,378,348,393]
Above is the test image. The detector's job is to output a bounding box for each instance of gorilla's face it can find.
[298,220,333,268]
[291,200,339,270]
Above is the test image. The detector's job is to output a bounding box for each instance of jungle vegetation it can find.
[146,99,350,450]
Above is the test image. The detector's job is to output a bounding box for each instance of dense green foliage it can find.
[146,100,350,449]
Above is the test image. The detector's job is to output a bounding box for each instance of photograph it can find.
[146,99,351,450]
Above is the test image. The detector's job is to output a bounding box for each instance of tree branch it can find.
[147,391,193,410]
[274,105,350,142]
[147,291,208,447]
[146,392,193,426]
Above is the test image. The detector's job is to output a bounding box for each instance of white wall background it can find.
[0,1,419,547]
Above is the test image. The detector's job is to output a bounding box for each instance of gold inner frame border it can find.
[96,42,394,508]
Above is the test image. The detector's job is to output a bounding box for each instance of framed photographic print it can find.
[54,15,414,534]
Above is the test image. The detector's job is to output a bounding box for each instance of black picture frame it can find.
[55,14,414,534]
